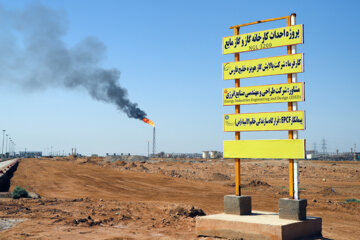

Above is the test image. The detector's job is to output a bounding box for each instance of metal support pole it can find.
[152,127,156,155]
[234,27,241,196]
[1,130,5,156]
[5,134,8,154]
[229,15,289,29]
[288,13,300,200]
[354,144,357,161]
[286,16,294,199]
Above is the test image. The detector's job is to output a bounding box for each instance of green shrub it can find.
[344,198,360,203]
[12,186,29,199]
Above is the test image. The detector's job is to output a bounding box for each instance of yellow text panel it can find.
[223,82,304,105]
[224,111,305,132]
[223,139,306,159]
[223,24,303,54]
[223,54,303,80]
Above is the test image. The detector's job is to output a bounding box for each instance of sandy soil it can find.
[0,157,359,239]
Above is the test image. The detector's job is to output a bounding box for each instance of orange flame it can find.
[143,118,155,127]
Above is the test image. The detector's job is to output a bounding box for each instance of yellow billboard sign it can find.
[224,111,305,132]
[223,139,306,159]
[223,82,304,106]
[223,53,303,80]
[223,24,303,54]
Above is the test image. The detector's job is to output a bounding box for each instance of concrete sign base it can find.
[224,195,252,215]
[196,211,322,240]
[279,198,307,220]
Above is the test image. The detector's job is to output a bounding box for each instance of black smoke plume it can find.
[0,3,147,120]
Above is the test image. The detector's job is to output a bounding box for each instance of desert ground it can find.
[0,157,359,239]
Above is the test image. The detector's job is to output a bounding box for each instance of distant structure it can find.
[321,139,327,154]
[313,142,317,153]
[355,144,357,161]
[209,151,221,158]
[19,151,42,158]
[71,148,77,156]
[202,150,222,159]
[153,127,156,155]
[202,151,209,159]
[306,150,316,159]
[150,152,206,159]
[306,142,359,161]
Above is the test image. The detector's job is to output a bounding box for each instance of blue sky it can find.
[0,0,359,155]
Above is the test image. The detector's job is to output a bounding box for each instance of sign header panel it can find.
[223,139,306,159]
[224,111,305,132]
[223,24,303,54]
[223,82,304,106]
[223,53,303,80]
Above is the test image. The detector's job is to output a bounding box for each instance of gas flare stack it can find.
[143,118,156,156]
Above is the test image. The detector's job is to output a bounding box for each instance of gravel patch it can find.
[0,218,26,231]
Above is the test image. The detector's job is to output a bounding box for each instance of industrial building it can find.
[18,151,42,158]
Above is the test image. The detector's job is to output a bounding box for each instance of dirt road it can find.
[0,157,359,239]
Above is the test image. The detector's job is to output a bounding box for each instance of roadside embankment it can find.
[0,159,20,192]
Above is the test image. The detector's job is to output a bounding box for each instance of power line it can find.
[321,138,327,154]
[313,142,317,152]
